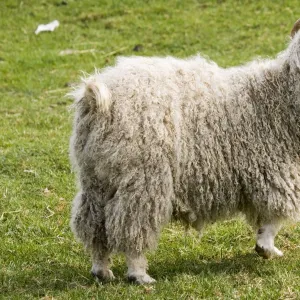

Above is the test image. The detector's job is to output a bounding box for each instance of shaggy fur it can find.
[70,21,300,283]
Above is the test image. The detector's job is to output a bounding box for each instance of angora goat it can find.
[70,20,300,284]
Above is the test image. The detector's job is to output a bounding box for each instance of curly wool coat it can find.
[70,31,300,257]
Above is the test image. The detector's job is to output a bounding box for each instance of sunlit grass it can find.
[1,0,300,298]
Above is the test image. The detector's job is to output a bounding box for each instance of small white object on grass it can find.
[35,20,59,35]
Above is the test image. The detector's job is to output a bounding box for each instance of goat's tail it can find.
[69,74,112,112]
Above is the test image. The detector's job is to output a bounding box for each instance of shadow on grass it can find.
[149,252,278,281]
[1,250,281,297]
[1,263,95,297]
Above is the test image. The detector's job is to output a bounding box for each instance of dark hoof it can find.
[128,275,139,284]
[91,269,115,281]
[255,244,271,259]
[127,274,156,284]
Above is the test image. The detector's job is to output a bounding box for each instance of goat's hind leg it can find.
[91,249,115,281]
[89,204,115,282]
[126,253,156,285]
[71,191,115,281]
[255,222,283,259]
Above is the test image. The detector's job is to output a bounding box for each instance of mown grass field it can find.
[1,0,300,299]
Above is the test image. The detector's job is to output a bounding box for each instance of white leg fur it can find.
[126,254,156,284]
[192,217,204,239]
[255,223,283,258]
[91,253,115,281]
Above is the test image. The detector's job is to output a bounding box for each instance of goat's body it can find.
[70,29,300,282]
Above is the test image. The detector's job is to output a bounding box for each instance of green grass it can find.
[1,0,300,299]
